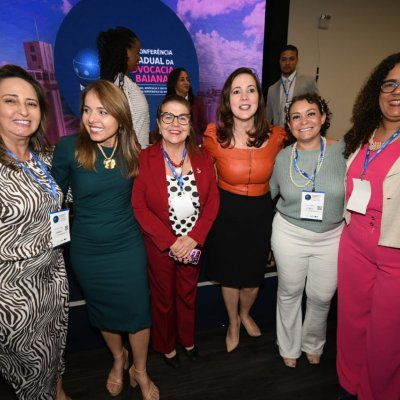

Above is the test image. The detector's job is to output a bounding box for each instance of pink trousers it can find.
[337,211,400,400]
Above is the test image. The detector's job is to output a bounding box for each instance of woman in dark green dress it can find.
[52,80,159,399]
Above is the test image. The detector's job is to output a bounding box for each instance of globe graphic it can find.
[72,48,100,86]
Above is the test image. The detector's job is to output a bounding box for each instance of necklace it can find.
[369,128,400,151]
[289,137,326,188]
[369,129,382,151]
[97,139,118,169]
[234,132,249,147]
[163,148,185,174]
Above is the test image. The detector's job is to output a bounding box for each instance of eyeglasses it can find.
[160,112,191,125]
[380,80,400,93]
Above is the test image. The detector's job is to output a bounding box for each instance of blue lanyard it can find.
[161,146,187,191]
[280,72,296,102]
[7,149,58,204]
[361,128,400,178]
[293,137,325,191]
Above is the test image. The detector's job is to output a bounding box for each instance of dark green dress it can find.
[52,135,150,332]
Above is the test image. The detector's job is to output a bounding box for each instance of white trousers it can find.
[271,212,343,358]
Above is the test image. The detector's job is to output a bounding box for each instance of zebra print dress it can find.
[0,153,69,400]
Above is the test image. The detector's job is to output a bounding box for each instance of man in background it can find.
[267,45,319,126]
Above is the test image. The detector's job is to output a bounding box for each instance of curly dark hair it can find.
[284,92,331,145]
[216,67,270,148]
[97,26,139,86]
[152,94,199,155]
[165,67,194,103]
[0,64,50,169]
[343,52,400,158]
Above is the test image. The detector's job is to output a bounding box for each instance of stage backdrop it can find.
[0,0,267,138]
[0,0,275,348]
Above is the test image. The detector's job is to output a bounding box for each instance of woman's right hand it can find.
[170,236,198,263]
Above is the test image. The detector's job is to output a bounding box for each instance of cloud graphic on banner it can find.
[177,0,258,19]
[172,0,265,90]
[195,30,261,85]
[243,2,265,49]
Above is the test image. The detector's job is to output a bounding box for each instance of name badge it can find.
[346,178,371,215]
[170,192,195,220]
[300,191,325,220]
[50,209,70,247]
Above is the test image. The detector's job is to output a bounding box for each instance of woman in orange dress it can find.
[203,67,286,352]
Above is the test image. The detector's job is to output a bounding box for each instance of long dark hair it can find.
[344,52,400,158]
[216,67,270,148]
[0,64,50,169]
[165,67,194,103]
[152,95,199,155]
[97,26,139,84]
[76,80,141,177]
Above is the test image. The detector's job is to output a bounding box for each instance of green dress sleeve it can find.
[51,135,76,198]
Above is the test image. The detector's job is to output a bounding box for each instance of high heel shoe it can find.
[282,357,297,368]
[162,351,181,368]
[240,315,262,337]
[306,353,321,365]
[226,316,240,352]
[183,346,199,361]
[106,348,129,397]
[129,366,159,400]
[128,365,138,389]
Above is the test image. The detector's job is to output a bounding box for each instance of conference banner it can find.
[0,0,267,301]
[1,0,266,138]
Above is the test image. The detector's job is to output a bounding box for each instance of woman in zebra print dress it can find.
[0,65,70,400]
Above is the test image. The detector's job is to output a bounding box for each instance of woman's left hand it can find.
[170,235,198,260]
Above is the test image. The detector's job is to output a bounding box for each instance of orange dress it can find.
[203,123,286,196]
[203,123,286,286]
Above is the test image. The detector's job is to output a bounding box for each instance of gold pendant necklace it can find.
[368,142,382,151]
[369,129,382,151]
[369,128,400,151]
[97,139,118,169]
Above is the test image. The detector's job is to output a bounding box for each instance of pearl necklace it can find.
[97,139,118,169]
[289,137,326,188]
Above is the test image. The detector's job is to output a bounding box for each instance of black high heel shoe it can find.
[162,353,181,368]
[183,346,199,361]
